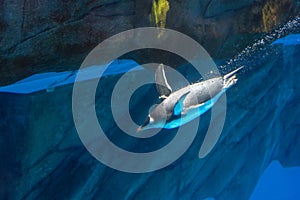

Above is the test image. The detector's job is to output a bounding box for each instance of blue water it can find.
[0,59,141,94]
[1,17,299,199]
[249,33,300,199]
[251,161,300,200]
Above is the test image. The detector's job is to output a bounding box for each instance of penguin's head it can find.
[137,104,168,132]
[137,115,154,132]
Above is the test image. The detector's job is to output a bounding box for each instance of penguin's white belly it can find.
[164,89,226,129]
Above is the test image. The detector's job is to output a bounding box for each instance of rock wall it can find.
[0,0,299,85]
[0,43,299,199]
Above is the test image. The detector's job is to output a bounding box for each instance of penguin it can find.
[137,64,243,131]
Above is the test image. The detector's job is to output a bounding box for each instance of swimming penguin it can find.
[137,64,244,131]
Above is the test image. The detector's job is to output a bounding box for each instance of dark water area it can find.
[0,6,300,200]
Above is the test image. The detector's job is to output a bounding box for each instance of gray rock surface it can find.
[1,0,299,85]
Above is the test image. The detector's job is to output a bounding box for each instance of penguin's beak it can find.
[136,126,143,132]
[137,116,151,132]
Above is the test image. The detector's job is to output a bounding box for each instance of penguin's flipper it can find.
[155,64,172,99]
[173,92,190,116]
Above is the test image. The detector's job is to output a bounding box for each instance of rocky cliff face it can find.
[0,41,299,199]
[0,0,299,85]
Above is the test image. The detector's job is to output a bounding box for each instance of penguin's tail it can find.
[223,66,244,89]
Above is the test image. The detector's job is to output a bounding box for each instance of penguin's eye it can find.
[141,116,150,127]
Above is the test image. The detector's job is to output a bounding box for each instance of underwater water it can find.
[0,15,300,200]
[250,161,300,200]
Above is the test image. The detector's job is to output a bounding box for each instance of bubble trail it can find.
[220,15,300,72]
